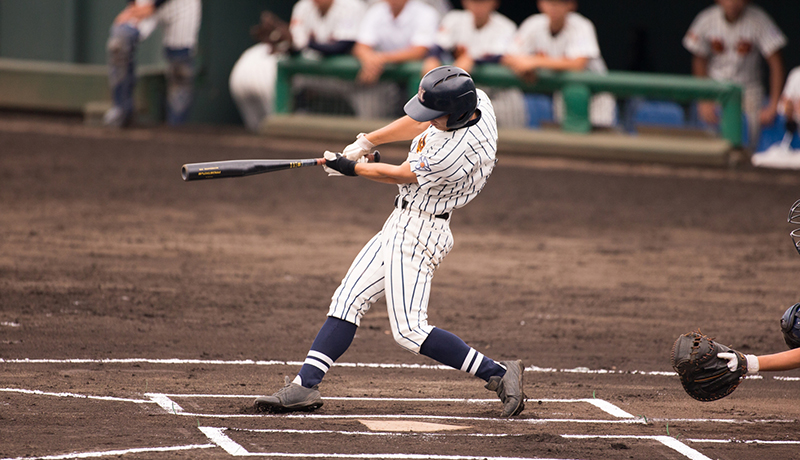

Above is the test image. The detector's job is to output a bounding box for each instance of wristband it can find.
[356,133,375,151]
[745,354,759,374]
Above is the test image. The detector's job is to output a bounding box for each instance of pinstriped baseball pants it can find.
[327,208,454,353]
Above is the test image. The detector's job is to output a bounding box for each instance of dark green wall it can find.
[0,0,797,125]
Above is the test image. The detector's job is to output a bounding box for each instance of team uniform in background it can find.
[327,88,497,355]
[683,4,786,145]
[782,67,800,121]
[434,10,527,128]
[106,0,202,126]
[229,0,366,131]
[353,0,439,119]
[368,0,452,16]
[509,11,616,128]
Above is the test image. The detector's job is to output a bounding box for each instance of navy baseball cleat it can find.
[254,376,323,412]
[485,360,526,417]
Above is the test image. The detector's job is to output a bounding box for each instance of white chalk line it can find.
[230,427,518,437]
[5,357,797,382]
[200,426,578,460]
[0,387,152,404]
[205,426,785,460]
[0,444,216,460]
[0,357,676,377]
[686,439,800,444]
[563,435,712,460]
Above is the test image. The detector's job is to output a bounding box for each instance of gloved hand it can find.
[717,352,760,374]
[323,150,380,177]
[342,133,375,161]
[323,151,358,177]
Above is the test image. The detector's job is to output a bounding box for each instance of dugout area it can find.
[1,114,800,459]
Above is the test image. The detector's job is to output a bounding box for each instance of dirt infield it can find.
[2,113,800,460]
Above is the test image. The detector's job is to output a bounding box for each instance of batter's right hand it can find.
[342,133,375,161]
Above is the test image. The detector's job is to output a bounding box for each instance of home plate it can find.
[359,420,470,432]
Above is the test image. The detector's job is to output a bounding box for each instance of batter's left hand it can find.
[323,151,358,177]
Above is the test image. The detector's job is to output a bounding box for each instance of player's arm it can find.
[754,348,800,372]
[760,50,785,125]
[363,116,429,145]
[354,161,418,184]
[501,54,588,75]
[114,0,157,24]
[690,54,719,124]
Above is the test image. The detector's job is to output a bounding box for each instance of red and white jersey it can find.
[290,0,366,50]
[357,0,439,52]
[435,10,516,59]
[508,12,608,74]
[683,4,786,87]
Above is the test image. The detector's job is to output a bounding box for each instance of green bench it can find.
[275,56,743,148]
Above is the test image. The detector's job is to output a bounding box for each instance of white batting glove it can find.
[323,150,343,177]
[342,133,375,161]
[717,352,760,374]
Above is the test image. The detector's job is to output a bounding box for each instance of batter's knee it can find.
[390,325,425,354]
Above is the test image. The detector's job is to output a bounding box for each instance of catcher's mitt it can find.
[670,331,747,401]
[250,11,292,53]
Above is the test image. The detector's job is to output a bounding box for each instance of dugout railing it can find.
[274,55,744,148]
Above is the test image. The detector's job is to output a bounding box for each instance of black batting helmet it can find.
[404,66,477,130]
[780,303,800,349]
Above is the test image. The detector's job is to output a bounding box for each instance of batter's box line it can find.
[200,426,581,460]
[200,427,727,460]
[0,444,216,460]
[147,392,638,421]
[143,393,796,424]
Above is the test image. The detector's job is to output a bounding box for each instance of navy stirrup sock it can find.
[296,316,357,388]
[419,327,505,381]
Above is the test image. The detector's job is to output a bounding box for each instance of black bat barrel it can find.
[181,159,320,181]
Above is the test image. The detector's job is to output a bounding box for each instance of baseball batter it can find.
[254,66,525,417]
[502,0,616,128]
[423,0,527,128]
[683,0,786,147]
[104,0,202,127]
[229,0,366,131]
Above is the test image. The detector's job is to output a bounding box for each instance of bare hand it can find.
[759,104,778,126]
[357,51,385,84]
[114,4,155,25]
[697,101,719,125]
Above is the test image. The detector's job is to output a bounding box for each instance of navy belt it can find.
[395,197,449,220]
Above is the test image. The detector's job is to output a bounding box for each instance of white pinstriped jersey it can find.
[683,4,786,88]
[435,10,516,60]
[290,0,366,51]
[357,0,439,52]
[509,12,608,74]
[134,0,201,49]
[399,88,498,217]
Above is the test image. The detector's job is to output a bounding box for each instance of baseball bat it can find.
[181,158,323,181]
[181,151,380,181]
